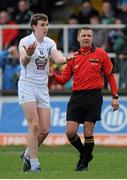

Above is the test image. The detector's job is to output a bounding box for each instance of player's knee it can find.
[40,128,49,137]
[30,122,39,133]
[42,129,49,137]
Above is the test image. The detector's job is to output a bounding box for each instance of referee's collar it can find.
[79,45,96,54]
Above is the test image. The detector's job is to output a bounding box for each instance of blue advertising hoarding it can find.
[0,96,127,145]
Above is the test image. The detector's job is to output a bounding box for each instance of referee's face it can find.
[77,29,93,49]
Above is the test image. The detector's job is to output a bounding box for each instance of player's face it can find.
[77,29,93,48]
[33,20,49,37]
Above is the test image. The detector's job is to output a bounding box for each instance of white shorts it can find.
[18,81,50,108]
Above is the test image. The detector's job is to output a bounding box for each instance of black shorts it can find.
[66,89,103,123]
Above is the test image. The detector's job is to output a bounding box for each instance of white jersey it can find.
[18,33,57,86]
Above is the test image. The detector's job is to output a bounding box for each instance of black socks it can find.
[68,134,94,161]
[83,136,94,161]
[68,134,84,154]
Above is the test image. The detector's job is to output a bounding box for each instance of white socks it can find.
[24,147,30,159]
[24,147,40,171]
[30,159,40,171]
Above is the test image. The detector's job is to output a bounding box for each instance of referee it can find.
[49,27,119,171]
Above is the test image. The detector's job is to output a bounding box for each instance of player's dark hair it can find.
[31,13,48,32]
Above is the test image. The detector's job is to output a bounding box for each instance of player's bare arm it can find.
[50,49,78,64]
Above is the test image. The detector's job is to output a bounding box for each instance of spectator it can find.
[67,14,79,52]
[103,18,123,89]
[15,0,33,24]
[108,18,123,52]
[116,1,127,24]
[90,15,109,50]
[101,1,116,24]
[59,14,79,52]
[0,45,20,91]
[113,29,127,89]
[0,10,19,48]
[15,0,34,40]
[78,0,99,24]
[27,0,39,13]
[117,0,127,9]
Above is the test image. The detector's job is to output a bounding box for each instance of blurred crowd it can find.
[0,0,127,93]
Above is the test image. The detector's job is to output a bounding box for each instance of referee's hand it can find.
[111,99,119,111]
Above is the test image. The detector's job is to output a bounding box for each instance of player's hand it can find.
[111,99,119,111]
[66,51,79,62]
[23,42,37,56]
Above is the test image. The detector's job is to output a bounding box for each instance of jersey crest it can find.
[35,56,48,70]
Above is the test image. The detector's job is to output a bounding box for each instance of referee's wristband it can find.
[112,95,118,99]
[25,54,32,59]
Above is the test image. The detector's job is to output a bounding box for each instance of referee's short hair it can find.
[77,27,93,36]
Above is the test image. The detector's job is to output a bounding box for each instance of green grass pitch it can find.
[0,145,127,179]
